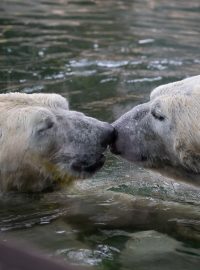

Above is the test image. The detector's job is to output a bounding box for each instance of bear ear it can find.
[45,94,69,110]
[33,94,69,111]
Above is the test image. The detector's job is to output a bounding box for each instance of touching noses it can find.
[100,124,117,148]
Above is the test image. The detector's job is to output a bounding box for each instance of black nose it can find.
[100,125,117,148]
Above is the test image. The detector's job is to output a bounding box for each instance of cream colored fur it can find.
[112,75,200,185]
[0,93,112,192]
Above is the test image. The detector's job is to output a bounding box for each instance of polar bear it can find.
[0,93,115,192]
[111,75,200,186]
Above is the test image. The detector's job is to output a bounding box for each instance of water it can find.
[0,0,200,269]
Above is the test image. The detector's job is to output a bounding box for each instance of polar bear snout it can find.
[71,124,116,176]
[66,117,116,177]
[110,104,152,163]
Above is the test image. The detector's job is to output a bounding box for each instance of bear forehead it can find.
[0,93,69,110]
[153,93,200,109]
[150,75,200,100]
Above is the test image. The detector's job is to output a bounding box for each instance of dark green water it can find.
[0,0,200,269]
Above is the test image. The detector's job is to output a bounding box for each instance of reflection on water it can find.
[0,0,200,269]
[0,189,200,269]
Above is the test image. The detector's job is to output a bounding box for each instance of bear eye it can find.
[151,109,165,121]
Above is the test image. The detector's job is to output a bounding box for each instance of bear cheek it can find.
[28,128,58,158]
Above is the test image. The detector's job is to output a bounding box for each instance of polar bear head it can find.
[111,75,200,185]
[0,93,115,192]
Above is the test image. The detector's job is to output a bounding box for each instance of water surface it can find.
[0,0,200,269]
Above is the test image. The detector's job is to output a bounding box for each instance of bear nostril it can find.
[101,126,117,148]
